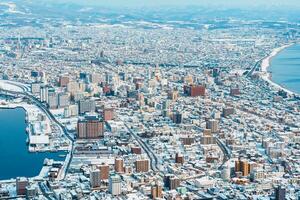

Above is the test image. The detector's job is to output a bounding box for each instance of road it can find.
[245,58,263,77]
[125,124,160,172]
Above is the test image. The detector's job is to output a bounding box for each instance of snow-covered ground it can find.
[0,79,25,92]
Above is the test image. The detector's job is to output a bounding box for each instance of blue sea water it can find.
[269,44,300,94]
[0,108,66,180]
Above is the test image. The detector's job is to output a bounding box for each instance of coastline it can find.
[0,79,73,181]
[260,43,297,96]
[0,105,66,181]
[0,102,69,181]
[0,101,49,152]
[0,98,69,152]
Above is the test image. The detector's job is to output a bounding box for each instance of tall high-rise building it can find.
[164,175,180,190]
[90,169,101,188]
[16,177,28,195]
[78,99,96,114]
[77,116,104,139]
[58,93,70,108]
[109,174,121,196]
[235,159,251,177]
[172,112,182,124]
[206,119,219,133]
[275,186,286,200]
[169,177,181,190]
[135,159,149,173]
[40,85,48,102]
[99,164,110,180]
[31,83,41,95]
[48,91,58,109]
[115,158,124,173]
[151,184,163,199]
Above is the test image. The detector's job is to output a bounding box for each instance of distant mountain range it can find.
[0,0,300,27]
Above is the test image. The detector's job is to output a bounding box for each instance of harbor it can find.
[0,107,67,180]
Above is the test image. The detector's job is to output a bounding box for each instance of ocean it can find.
[269,44,300,94]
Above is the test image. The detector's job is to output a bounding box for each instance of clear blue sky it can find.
[53,0,299,7]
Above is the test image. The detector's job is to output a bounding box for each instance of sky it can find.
[51,0,300,8]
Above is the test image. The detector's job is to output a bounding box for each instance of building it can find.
[172,112,182,124]
[221,163,231,181]
[99,164,110,180]
[90,73,102,84]
[77,116,104,139]
[135,159,149,173]
[109,174,121,196]
[181,137,195,145]
[212,68,220,77]
[59,76,69,87]
[115,158,124,173]
[72,92,85,102]
[90,169,101,188]
[58,93,70,108]
[230,86,240,96]
[31,83,41,95]
[235,159,251,177]
[275,186,286,200]
[131,146,142,154]
[151,184,163,199]
[67,105,79,117]
[201,135,216,145]
[183,75,193,85]
[250,169,265,181]
[175,153,184,164]
[206,119,219,133]
[47,91,58,109]
[222,107,235,117]
[184,85,206,97]
[194,177,216,189]
[67,81,80,93]
[168,89,179,101]
[201,129,216,145]
[164,175,180,190]
[40,85,48,102]
[103,108,114,121]
[78,99,96,114]
[64,105,79,117]
[16,177,28,195]
[26,185,37,199]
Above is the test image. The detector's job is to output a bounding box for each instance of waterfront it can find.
[0,108,66,180]
[269,44,300,95]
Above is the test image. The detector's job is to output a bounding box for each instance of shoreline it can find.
[260,43,297,96]
[0,104,66,181]
[0,103,68,181]
[0,102,68,152]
